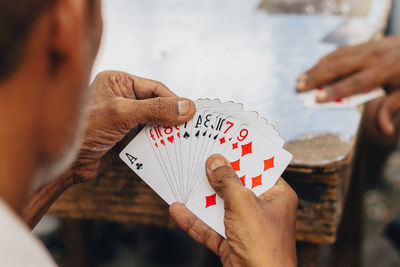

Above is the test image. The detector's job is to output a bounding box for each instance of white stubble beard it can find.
[31,94,90,193]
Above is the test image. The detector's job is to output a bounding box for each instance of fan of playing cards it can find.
[120,99,293,237]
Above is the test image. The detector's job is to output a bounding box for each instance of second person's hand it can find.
[296,35,400,102]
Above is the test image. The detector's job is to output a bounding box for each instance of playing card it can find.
[299,88,385,109]
[119,99,293,237]
[120,129,176,204]
[221,124,292,196]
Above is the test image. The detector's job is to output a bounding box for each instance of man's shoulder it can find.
[0,198,57,267]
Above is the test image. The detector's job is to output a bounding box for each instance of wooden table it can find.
[47,0,392,266]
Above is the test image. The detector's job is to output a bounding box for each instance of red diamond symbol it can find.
[251,175,262,189]
[241,142,253,156]
[232,142,238,150]
[239,176,245,186]
[205,193,217,208]
[335,98,343,103]
[264,157,275,171]
[219,137,226,144]
[230,159,240,171]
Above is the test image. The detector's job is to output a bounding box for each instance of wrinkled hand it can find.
[169,154,298,267]
[296,35,400,102]
[71,70,196,183]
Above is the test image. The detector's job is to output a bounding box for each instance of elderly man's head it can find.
[0,0,102,204]
[0,0,102,80]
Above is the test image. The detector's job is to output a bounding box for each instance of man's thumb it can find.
[115,97,195,128]
[206,154,249,202]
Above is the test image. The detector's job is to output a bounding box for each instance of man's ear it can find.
[49,0,86,78]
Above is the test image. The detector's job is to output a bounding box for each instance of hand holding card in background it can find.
[296,35,400,99]
[295,36,400,112]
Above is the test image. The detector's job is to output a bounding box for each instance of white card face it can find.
[187,111,207,187]
[120,128,176,204]
[179,119,194,202]
[158,125,183,200]
[185,168,226,237]
[146,126,182,201]
[299,88,385,109]
[119,98,292,238]
[221,125,293,196]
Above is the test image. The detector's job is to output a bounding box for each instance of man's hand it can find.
[72,70,196,183]
[169,154,298,267]
[296,35,400,102]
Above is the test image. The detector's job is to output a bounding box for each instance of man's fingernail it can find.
[316,88,328,101]
[297,75,307,91]
[209,158,225,171]
[178,100,190,116]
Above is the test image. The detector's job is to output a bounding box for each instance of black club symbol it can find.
[136,163,143,170]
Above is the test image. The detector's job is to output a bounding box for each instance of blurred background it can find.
[34,0,400,266]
